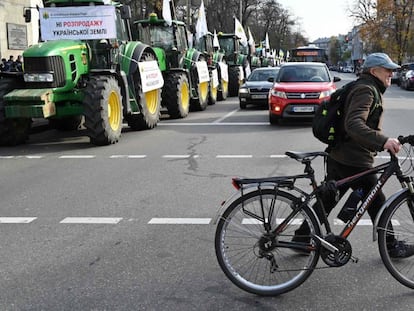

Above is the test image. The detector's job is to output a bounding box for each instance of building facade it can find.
[0,0,42,60]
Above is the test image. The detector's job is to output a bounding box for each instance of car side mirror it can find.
[267,77,274,83]
[333,76,341,82]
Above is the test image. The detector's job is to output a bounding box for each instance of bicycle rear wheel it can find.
[378,191,414,289]
[215,188,321,296]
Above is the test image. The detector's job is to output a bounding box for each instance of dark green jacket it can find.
[329,73,388,167]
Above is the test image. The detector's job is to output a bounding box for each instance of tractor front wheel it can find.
[162,72,190,119]
[83,76,123,145]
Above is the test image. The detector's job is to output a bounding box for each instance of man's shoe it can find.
[388,241,414,258]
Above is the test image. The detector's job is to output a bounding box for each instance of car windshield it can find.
[278,65,330,82]
[247,69,279,82]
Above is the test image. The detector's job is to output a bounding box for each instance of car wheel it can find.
[239,102,247,109]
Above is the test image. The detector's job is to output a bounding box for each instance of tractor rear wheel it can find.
[0,77,31,146]
[228,66,242,97]
[162,72,190,119]
[127,53,161,130]
[83,76,123,145]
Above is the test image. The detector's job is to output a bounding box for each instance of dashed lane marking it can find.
[0,217,37,224]
[60,217,123,224]
[148,218,211,224]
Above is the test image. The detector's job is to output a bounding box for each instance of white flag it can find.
[213,30,220,49]
[195,0,208,41]
[162,0,172,26]
[248,27,255,54]
[265,32,270,50]
[234,17,248,47]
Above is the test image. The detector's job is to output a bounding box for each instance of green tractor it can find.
[0,0,163,146]
[134,13,210,118]
[194,32,229,103]
[217,33,250,97]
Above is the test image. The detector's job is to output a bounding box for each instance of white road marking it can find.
[213,109,239,123]
[148,218,211,224]
[60,217,122,224]
[216,155,253,158]
[158,122,269,126]
[162,155,192,159]
[0,217,37,223]
[59,155,96,159]
[110,155,147,159]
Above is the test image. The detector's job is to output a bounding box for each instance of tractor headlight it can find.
[24,73,54,83]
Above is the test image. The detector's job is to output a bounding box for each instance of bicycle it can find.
[214,135,414,296]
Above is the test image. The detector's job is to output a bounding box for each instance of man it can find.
[295,53,413,258]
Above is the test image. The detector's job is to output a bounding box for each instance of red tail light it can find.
[232,178,241,190]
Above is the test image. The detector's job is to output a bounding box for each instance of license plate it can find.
[251,94,267,99]
[293,106,314,112]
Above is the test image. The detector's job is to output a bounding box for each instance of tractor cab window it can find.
[175,25,188,51]
[150,26,175,49]
[115,9,129,42]
[219,38,234,56]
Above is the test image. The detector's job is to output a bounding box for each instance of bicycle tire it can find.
[215,188,321,296]
[378,191,414,289]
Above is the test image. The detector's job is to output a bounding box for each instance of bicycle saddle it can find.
[285,151,328,161]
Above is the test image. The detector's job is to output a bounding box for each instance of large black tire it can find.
[126,53,161,130]
[0,77,31,146]
[228,66,242,97]
[162,72,190,119]
[83,76,123,145]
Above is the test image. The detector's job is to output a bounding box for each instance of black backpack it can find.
[312,80,379,148]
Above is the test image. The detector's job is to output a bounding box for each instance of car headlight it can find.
[270,89,286,98]
[319,89,335,99]
[24,73,54,83]
[238,88,249,94]
[406,70,414,78]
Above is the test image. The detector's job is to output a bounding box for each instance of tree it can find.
[350,0,414,64]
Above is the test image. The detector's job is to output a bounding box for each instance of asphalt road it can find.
[1,72,414,310]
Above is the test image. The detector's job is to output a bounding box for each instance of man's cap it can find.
[363,53,400,70]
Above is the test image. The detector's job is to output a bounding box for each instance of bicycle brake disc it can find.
[320,236,352,267]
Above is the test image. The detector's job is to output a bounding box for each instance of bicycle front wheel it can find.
[215,188,321,296]
[378,191,414,289]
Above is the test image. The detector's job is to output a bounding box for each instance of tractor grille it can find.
[286,92,320,99]
[24,56,66,88]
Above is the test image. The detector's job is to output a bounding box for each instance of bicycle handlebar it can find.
[398,135,414,145]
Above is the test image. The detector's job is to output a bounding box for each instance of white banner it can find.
[239,66,244,81]
[211,69,219,88]
[40,6,117,41]
[138,60,164,93]
[196,61,210,83]
[219,62,228,82]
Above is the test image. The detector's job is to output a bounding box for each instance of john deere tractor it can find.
[194,32,229,103]
[134,13,210,118]
[217,33,250,97]
[0,0,163,146]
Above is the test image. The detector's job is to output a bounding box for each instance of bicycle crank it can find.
[319,235,357,267]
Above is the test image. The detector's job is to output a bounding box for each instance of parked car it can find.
[238,67,280,109]
[399,63,414,90]
[268,62,341,124]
